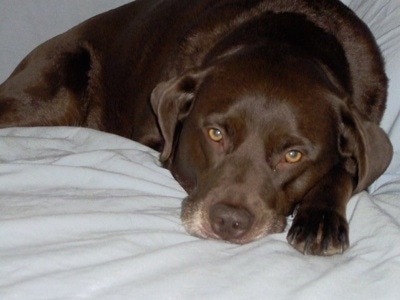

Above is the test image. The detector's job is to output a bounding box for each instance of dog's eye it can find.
[285,150,302,163]
[208,128,223,142]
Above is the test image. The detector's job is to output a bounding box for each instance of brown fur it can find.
[0,0,393,255]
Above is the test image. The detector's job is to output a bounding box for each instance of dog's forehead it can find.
[195,75,335,127]
[197,56,337,111]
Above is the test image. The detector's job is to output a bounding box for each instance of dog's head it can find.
[151,47,392,244]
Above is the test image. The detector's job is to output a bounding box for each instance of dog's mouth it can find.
[181,197,287,244]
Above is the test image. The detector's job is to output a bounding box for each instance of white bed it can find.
[1,1,399,299]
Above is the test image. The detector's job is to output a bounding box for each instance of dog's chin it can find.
[181,199,287,244]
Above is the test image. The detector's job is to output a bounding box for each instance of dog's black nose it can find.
[209,203,253,241]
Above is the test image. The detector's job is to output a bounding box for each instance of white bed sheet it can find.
[1,1,400,299]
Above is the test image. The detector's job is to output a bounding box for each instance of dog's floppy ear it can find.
[151,69,210,162]
[339,107,392,193]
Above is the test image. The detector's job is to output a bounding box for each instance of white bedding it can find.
[1,1,400,299]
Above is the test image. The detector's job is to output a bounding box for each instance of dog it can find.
[0,0,393,255]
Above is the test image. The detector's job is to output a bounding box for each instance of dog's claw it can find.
[303,235,314,255]
[287,227,301,246]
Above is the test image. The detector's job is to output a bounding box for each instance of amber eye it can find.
[285,150,302,163]
[208,128,223,142]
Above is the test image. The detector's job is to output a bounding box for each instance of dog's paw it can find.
[287,208,349,256]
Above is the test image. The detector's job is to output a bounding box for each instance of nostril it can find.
[209,203,254,241]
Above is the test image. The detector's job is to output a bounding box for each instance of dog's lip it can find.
[184,217,271,244]
[186,221,287,244]
[186,223,222,241]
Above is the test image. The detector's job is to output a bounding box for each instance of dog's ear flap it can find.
[151,69,209,162]
[339,107,392,193]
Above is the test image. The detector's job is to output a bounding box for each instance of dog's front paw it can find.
[287,208,349,256]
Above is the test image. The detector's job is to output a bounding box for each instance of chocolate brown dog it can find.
[0,0,393,255]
